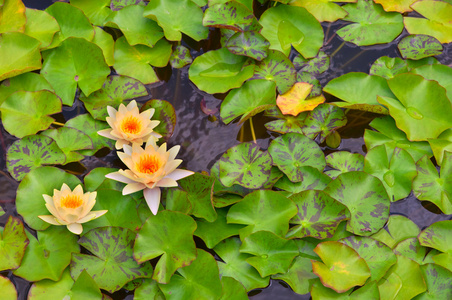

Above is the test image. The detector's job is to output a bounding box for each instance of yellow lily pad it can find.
[276,82,325,116]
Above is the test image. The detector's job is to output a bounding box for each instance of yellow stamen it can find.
[120,116,142,135]
[136,154,162,174]
[61,195,83,209]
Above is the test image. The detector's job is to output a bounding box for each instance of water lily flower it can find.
[38,184,108,235]
[105,137,194,215]
[97,100,162,149]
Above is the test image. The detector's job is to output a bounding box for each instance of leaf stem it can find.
[52,121,65,126]
[338,50,366,70]
[239,123,244,142]
[249,117,257,144]
[330,41,345,58]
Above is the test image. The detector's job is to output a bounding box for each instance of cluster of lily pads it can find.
[0,0,452,299]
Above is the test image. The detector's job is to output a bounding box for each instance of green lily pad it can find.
[428,129,452,165]
[70,0,111,26]
[271,256,317,295]
[312,241,371,293]
[413,153,452,214]
[170,45,193,68]
[293,51,330,75]
[252,50,296,94]
[339,236,396,282]
[412,64,452,102]
[189,47,255,94]
[71,227,153,293]
[14,226,79,281]
[415,263,452,300]
[143,0,208,41]
[159,250,222,300]
[227,190,298,239]
[203,1,261,31]
[134,210,197,284]
[219,142,272,189]
[84,167,123,192]
[0,216,29,271]
[259,4,323,58]
[287,190,349,239]
[0,90,62,138]
[264,112,308,134]
[28,269,102,300]
[373,0,417,13]
[337,0,404,46]
[114,36,171,84]
[214,237,270,291]
[404,0,452,44]
[324,171,390,236]
[141,99,176,141]
[371,215,420,249]
[268,133,326,182]
[220,79,276,124]
[0,276,17,300]
[369,56,409,79]
[134,278,163,300]
[240,231,298,277]
[92,27,115,66]
[0,32,42,81]
[289,0,357,23]
[226,31,270,61]
[301,104,347,142]
[364,116,433,161]
[80,75,148,120]
[325,151,364,178]
[111,0,145,11]
[104,4,163,47]
[398,35,443,60]
[6,135,66,181]
[418,220,452,254]
[393,238,428,265]
[16,166,81,231]
[274,166,332,195]
[364,145,417,201]
[219,276,248,300]
[41,37,110,106]
[24,8,60,49]
[0,72,53,106]
[324,72,394,114]
[0,0,26,33]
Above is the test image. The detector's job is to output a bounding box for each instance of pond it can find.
[1,0,452,299]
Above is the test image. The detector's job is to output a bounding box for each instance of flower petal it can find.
[143,188,161,215]
[106,171,136,184]
[127,100,138,110]
[67,223,83,235]
[123,182,146,195]
[123,144,133,156]
[155,177,178,187]
[38,215,61,225]
[107,106,117,118]
[168,145,181,161]
[97,129,116,139]
[165,169,194,181]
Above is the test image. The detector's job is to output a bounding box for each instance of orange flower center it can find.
[61,195,83,209]
[120,116,142,135]
[136,154,162,174]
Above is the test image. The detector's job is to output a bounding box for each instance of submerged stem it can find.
[249,117,257,144]
[52,121,65,126]
[330,41,345,58]
[339,50,366,70]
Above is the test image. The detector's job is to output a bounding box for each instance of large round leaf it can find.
[71,227,153,293]
[24,8,60,49]
[324,171,390,236]
[398,34,443,60]
[0,216,29,271]
[268,133,326,182]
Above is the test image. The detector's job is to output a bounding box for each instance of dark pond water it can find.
[1,1,452,299]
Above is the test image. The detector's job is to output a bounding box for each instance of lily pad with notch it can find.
[271,255,317,295]
[398,34,443,60]
[301,103,347,142]
[24,8,60,49]
[70,0,111,26]
[203,1,261,32]
[274,166,332,195]
[369,56,409,79]
[412,64,452,102]
[418,220,452,254]
[0,216,29,272]
[226,31,270,61]
[324,151,364,179]
[428,129,452,166]
[370,215,420,249]
[393,238,428,265]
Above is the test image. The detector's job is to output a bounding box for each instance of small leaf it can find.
[289,0,356,22]
[398,34,443,60]
[301,103,346,142]
[141,99,176,141]
[170,45,192,68]
[373,0,417,13]
[271,256,317,295]
[274,166,332,195]
[203,1,261,31]
[371,215,420,249]
[276,82,325,116]
[418,220,452,254]
[0,216,29,271]
[293,51,330,75]
[325,151,364,178]
[226,31,270,61]
[370,56,409,79]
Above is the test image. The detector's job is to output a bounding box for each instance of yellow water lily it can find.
[97,100,162,149]
[38,184,108,235]
[106,137,194,215]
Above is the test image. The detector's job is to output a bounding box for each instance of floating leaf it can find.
[214,237,270,291]
[301,104,346,142]
[393,238,428,264]
[70,0,111,26]
[428,129,452,165]
[203,1,261,31]
[268,133,326,182]
[0,276,17,300]
[371,215,420,249]
[219,142,272,189]
[312,241,371,293]
[337,0,404,46]
[325,151,364,178]
[227,190,298,239]
[369,56,409,79]
[293,51,330,75]
[0,0,26,33]
[276,82,325,116]
[111,0,145,11]
[141,99,176,140]
[71,227,153,293]
[92,27,115,66]
[0,72,53,106]
[134,210,197,284]
[134,278,163,300]
[260,4,323,58]
[170,45,192,68]
[219,276,248,300]
[398,34,443,60]
[0,216,29,271]
[220,79,276,124]
[374,0,417,13]
[24,8,60,49]
[226,31,270,61]
[143,0,208,41]
[274,166,332,195]
[297,72,322,97]
[41,37,110,106]
[6,135,66,181]
[404,0,452,44]
[264,112,308,134]
[415,263,452,300]
[271,256,317,295]
[189,47,254,94]
[0,32,41,81]
[287,190,349,239]
[324,171,390,236]
[289,0,357,22]
[0,90,61,138]
[418,220,452,254]
[14,226,79,281]
[80,75,148,120]
[412,64,452,102]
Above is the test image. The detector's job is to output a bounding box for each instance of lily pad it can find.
[369,56,409,79]
[227,190,298,239]
[71,227,153,293]
[133,210,197,284]
[404,0,452,44]
[268,133,326,182]
[92,27,115,66]
[276,82,325,116]
[13,226,79,281]
[80,75,148,120]
[337,0,404,46]
[393,238,428,265]
[412,64,452,101]
[428,129,452,165]
[271,256,317,295]
[6,135,66,181]
[312,241,371,293]
[373,0,417,13]
[41,37,110,106]
[0,32,42,81]
[0,90,62,138]
[141,99,176,141]
[70,0,111,26]
[324,171,390,236]
[24,8,60,49]
[170,45,192,68]
[226,31,270,61]
[0,276,17,300]
[220,79,276,124]
[143,0,208,41]
[259,4,323,58]
[371,215,420,249]
[0,0,25,33]
[0,72,53,106]
[203,1,261,31]
[0,216,29,271]
[219,276,248,300]
[274,167,332,195]
[219,142,272,189]
[301,104,346,142]
[418,220,452,254]
[189,47,255,94]
[293,51,330,75]
[289,0,357,23]
[287,190,349,239]
[398,35,443,60]
[325,151,364,178]
[415,263,452,300]
[111,0,145,11]
[264,112,308,134]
